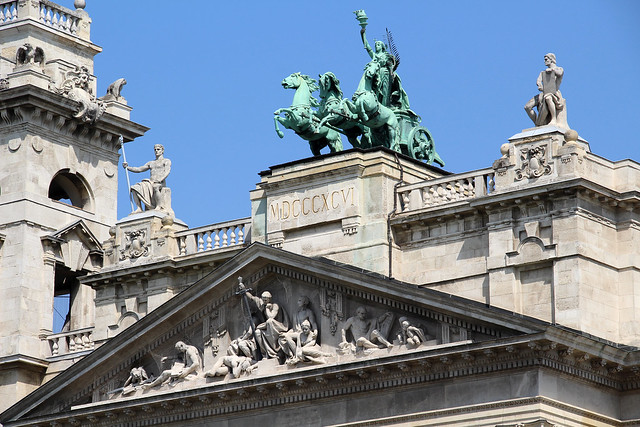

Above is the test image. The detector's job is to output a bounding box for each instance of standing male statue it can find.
[122,144,173,215]
[524,53,568,128]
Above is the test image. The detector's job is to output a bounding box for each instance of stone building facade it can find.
[0,2,639,426]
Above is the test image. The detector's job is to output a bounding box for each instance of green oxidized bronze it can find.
[274,10,444,167]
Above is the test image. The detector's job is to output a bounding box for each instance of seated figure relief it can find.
[284,319,333,365]
[205,328,259,379]
[243,289,290,359]
[280,295,320,362]
[396,316,428,348]
[339,306,394,354]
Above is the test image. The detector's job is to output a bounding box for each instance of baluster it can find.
[45,7,52,25]
[70,16,77,34]
[421,187,429,207]
[238,227,245,244]
[436,185,446,204]
[10,4,16,21]
[179,237,186,255]
[402,192,410,212]
[230,228,237,246]
[213,231,220,249]
[51,338,59,356]
[82,333,90,349]
[197,233,205,252]
[222,228,228,247]
[453,181,462,200]
[74,335,83,351]
[68,335,75,352]
[0,8,5,23]
[52,11,59,29]
[39,4,45,23]
[205,232,213,250]
[61,12,69,32]
[487,173,495,193]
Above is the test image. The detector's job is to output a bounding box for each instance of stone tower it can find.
[0,0,146,409]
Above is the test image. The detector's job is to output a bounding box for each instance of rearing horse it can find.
[274,72,343,156]
[343,60,399,150]
[317,72,370,149]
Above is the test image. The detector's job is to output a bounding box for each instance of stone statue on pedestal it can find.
[524,53,569,128]
[123,144,173,216]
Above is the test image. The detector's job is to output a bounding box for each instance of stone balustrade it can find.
[0,1,17,24]
[175,217,251,256]
[45,327,94,358]
[0,0,86,39]
[397,168,495,213]
[38,0,81,36]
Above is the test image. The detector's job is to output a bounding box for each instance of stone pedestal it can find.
[250,148,444,276]
[102,211,188,269]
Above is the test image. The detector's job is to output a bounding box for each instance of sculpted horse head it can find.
[281,72,319,109]
[274,72,342,155]
[319,72,343,101]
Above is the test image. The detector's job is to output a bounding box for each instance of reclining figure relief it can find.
[142,341,201,389]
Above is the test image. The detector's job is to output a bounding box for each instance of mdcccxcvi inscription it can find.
[269,186,356,222]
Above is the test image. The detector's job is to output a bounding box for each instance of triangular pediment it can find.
[41,220,103,272]
[2,244,637,425]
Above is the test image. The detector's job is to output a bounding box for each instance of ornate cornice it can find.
[8,337,639,426]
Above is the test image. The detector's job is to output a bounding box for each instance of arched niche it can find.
[48,170,94,212]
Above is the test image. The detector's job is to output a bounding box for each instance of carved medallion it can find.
[31,135,43,153]
[515,145,552,181]
[8,138,21,152]
[119,229,150,260]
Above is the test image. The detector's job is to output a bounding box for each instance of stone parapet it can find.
[250,147,445,276]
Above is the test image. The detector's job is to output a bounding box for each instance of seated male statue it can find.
[123,144,173,215]
[524,53,568,128]
[340,306,393,354]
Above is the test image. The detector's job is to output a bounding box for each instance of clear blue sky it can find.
[59,1,640,227]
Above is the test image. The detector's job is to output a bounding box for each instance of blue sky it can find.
[56,0,640,227]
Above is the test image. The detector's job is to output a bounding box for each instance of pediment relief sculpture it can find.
[103,273,484,401]
[49,64,106,124]
[142,341,202,390]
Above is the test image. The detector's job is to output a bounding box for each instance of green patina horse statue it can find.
[317,72,370,149]
[342,60,399,150]
[274,72,343,156]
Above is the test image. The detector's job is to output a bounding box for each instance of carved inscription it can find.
[269,186,356,221]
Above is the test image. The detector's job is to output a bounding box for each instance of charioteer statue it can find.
[274,10,444,167]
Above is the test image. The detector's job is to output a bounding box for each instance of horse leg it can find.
[309,140,321,156]
[358,99,369,122]
[389,123,400,152]
[274,116,285,138]
[342,99,360,121]
[328,131,343,153]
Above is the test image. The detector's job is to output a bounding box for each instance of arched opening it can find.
[48,170,93,211]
